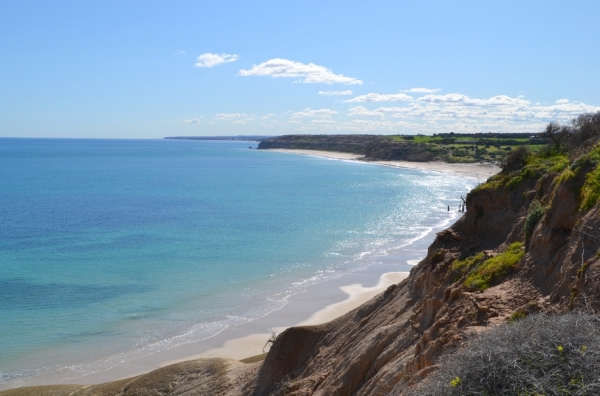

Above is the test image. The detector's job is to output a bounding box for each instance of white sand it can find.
[267,149,364,161]
[170,272,408,364]
[296,272,407,326]
[267,148,500,180]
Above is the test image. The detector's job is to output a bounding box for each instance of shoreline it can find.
[265,148,501,180]
[1,149,477,391]
[6,215,456,389]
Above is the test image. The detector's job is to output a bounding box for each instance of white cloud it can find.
[417,94,530,107]
[310,119,337,124]
[232,120,246,125]
[347,106,383,118]
[400,87,441,93]
[183,117,202,124]
[345,93,413,103]
[318,90,353,96]
[215,113,251,120]
[204,92,599,135]
[529,102,599,121]
[342,93,600,133]
[175,50,186,56]
[238,58,362,85]
[347,106,411,118]
[195,53,239,68]
[416,93,469,104]
[324,118,533,134]
[292,108,338,119]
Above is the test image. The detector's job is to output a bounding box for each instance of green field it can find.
[387,134,546,163]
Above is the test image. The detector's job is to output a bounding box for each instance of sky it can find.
[1,1,600,139]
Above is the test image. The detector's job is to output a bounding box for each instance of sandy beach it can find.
[267,148,501,180]
[11,222,446,389]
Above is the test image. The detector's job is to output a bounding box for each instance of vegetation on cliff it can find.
[460,242,525,290]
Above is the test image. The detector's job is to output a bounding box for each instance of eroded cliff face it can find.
[6,145,600,396]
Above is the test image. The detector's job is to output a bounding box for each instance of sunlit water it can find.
[0,138,475,386]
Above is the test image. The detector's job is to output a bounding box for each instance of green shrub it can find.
[472,174,504,192]
[463,242,524,290]
[452,150,468,157]
[502,153,569,190]
[577,261,590,278]
[451,251,486,273]
[501,146,530,172]
[525,200,545,240]
[490,149,569,190]
[570,143,600,173]
[402,313,600,396]
[510,309,528,323]
[580,166,600,210]
[555,168,576,184]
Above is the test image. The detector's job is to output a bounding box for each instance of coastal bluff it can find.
[6,115,600,395]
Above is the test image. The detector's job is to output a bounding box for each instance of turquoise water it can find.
[0,138,474,386]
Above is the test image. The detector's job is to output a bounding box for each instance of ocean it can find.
[0,138,475,387]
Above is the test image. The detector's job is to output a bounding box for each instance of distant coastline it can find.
[164,135,275,141]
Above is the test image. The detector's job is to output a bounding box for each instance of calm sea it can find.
[0,138,474,386]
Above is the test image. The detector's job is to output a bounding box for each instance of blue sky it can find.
[1,1,599,138]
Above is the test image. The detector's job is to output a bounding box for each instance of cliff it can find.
[5,113,600,395]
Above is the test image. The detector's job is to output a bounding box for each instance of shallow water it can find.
[0,138,474,387]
